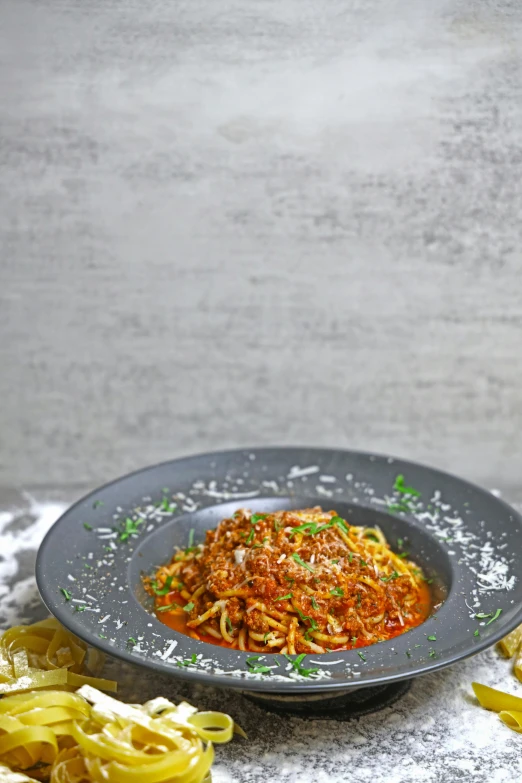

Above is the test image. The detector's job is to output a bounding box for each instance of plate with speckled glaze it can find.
[36,447,522,693]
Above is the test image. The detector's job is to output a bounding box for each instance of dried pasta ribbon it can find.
[0,619,117,696]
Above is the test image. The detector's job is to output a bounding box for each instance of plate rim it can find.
[35,445,522,693]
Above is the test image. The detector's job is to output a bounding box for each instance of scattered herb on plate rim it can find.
[60,588,72,601]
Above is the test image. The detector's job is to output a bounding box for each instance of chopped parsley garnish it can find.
[161,497,177,512]
[296,609,318,630]
[226,617,234,633]
[486,609,502,625]
[127,637,137,646]
[263,631,270,643]
[151,575,174,596]
[177,654,199,668]
[60,588,72,601]
[427,635,437,641]
[406,650,412,658]
[183,602,195,612]
[475,612,492,619]
[92,500,104,509]
[331,516,350,534]
[357,651,366,662]
[474,629,480,637]
[156,603,181,613]
[99,634,107,639]
[251,513,267,525]
[381,571,400,582]
[291,553,314,572]
[388,502,412,513]
[330,587,344,597]
[351,636,357,646]
[356,592,362,607]
[331,559,339,564]
[84,563,92,570]
[364,532,379,542]
[274,593,293,602]
[414,644,421,648]
[429,650,437,658]
[246,528,255,545]
[283,653,319,677]
[284,576,295,584]
[397,538,404,549]
[393,474,421,497]
[398,552,410,559]
[83,523,93,531]
[119,517,143,542]
[423,576,434,585]
[360,559,367,567]
[348,552,353,563]
[74,605,86,612]
[246,655,271,674]
[311,596,319,610]
[274,520,282,532]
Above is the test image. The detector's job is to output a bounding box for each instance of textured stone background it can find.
[1,0,522,491]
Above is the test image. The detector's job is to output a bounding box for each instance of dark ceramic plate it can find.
[36,447,522,694]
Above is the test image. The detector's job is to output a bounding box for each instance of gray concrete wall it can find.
[1,0,521,491]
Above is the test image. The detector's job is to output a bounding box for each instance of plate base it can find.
[242,679,412,719]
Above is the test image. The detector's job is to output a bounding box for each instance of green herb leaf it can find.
[330,587,344,597]
[191,653,197,664]
[486,609,502,625]
[393,474,421,497]
[99,633,107,639]
[151,575,174,596]
[311,596,319,610]
[332,516,350,534]
[274,593,293,602]
[331,559,339,564]
[83,523,93,531]
[291,553,314,572]
[251,513,267,525]
[119,517,143,542]
[127,637,137,646]
[351,636,357,646]
[381,571,400,582]
[84,563,92,570]
[74,605,86,612]
[475,612,493,619]
[283,654,319,677]
[427,635,437,641]
[357,651,366,662]
[263,632,270,643]
[183,602,195,612]
[246,528,255,545]
[92,500,104,509]
[360,559,367,567]
[474,629,480,637]
[406,650,412,658]
[156,603,181,613]
[226,617,234,633]
[429,650,436,658]
[397,538,404,549]
[60,588,72,601]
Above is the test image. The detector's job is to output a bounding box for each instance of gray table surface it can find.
[2,486,522,783]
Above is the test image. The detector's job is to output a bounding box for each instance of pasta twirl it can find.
[148,507,433,654]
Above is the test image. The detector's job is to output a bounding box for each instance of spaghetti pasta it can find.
[149,507,432,653]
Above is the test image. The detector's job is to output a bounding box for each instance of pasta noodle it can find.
[149,507,432,653]
[472,682,522,736]
[0,619,116,696]
[0,685,241,783]
[497,623,522,658]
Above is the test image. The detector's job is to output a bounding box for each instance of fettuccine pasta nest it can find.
[0,618,116,696]
[0,620,242,782]
[0,685,240,782]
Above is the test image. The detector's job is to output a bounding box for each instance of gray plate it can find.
[36,447,522,693]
